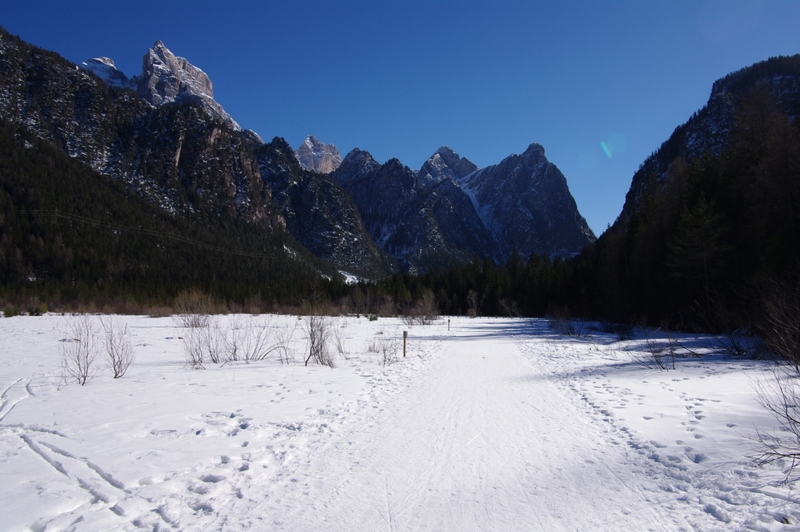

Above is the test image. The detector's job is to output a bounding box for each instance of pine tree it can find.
[667,193,733,307]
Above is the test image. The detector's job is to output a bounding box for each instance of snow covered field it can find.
[1,314,798,531]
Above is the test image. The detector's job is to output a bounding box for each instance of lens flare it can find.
[600,133,627,159]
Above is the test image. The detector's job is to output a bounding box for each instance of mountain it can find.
[0,27,595,292]
[331,150,481,273]
[0,28,393,281]
[295,135,342,174]
[417,146,478,187]
[80,40,240,131]
[588,54,800,326]
[424,144,595,260]
[80,57,133,90]
[614,54,800,232]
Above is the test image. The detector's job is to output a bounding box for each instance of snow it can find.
[1,315,799,531]
[338,270,365,285]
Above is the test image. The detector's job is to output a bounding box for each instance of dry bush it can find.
[223,315,294,363]
[754,368,800,483]
[753,279,800,482]
[548,307,585,336]
[404,290,439,326]
[274,320,298,364]
[466,289,483,318]
[100,316,135,378]
[378,295,397,317]
[368,330,399,366]
[173,289,214,328]
[60,315,100,385]
[182,318,225,368]
[331,319,349,359]
[303,315,334,367]
[498,298,521,318]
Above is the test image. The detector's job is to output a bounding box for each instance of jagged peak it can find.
[522,143,546,157]
[295,135,342,173]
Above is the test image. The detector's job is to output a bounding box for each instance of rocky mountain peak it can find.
[137,40,212,102]
[79,40,240,130]
[295,135,342,174]
[460,144,594,259]
[418,146,478,188]
[81,57,134,89]
[134,40,239,130]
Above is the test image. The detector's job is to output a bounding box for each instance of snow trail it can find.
[256,321,676,531]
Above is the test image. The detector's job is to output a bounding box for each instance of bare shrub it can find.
[368,330,400,366]
[378,333,400,366]
[274,321,298,364]
[222,316,246,362]
[405,290,439,326]
[173,289,214,328]
[754,368,800,483]
[303,315,334,367]
[331,319,349,359]
[60,315,99,385]
[239,316,278,362]
[100,316,134,378]
[753,279,800,482]
[378,295,396,318]
[761,280,800,371]
[498,298,521,318]
[225,315,292,363]
[632,328,679,371]
[183,318,224,368]
[599,321,634,341]
[466,289,483,318]
[548,307,585,336]
[183,327,206,369]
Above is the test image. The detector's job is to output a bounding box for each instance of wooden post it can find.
[448,318,450,331]
[403,330,408,357]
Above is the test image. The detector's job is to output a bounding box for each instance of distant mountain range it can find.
[0,29,594,279]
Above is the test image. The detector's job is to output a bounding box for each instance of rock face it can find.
[80,57,134,89]
[614,54,800,232]
[417,146,478,187]
[330,142,595,272]
[295,135,342,174]
[423,144,595,261]
[331,148,499,273]
[133,40,240,130]
[80,40,240,130]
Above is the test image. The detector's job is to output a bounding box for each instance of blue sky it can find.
[3,1,799,235]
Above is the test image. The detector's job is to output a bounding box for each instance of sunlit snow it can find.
[1,315,798,530]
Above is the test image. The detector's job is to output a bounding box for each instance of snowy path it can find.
[252,321,675,531]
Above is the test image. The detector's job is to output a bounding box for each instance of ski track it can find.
[249,321,682,531]
[1,315,798,530]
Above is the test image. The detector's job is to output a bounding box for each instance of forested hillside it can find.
[0,121,342,310]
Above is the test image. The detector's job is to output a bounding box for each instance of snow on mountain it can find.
[79,40,240,130]
[80,57,135,90]
[417,146,478,188]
